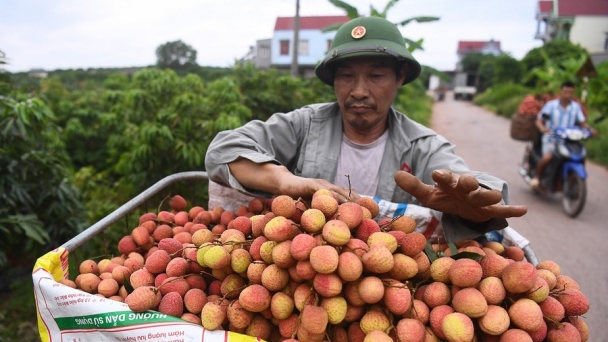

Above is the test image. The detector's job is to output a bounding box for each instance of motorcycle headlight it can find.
[566,129,583,140]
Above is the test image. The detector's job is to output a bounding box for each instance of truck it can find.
[453,72,477,101]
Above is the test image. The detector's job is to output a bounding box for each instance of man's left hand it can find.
[394,169,527,222]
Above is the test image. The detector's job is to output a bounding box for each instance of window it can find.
[604,33,608,51]
[299,40,309,56]
[327,39,332,51]
[280,40,290,56]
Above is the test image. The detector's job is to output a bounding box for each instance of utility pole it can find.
[290,0,300,77]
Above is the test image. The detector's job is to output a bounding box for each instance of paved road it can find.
[430,93,608,341]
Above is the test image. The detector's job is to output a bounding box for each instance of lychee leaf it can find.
[424,240,439,263]
[451,251,484,261]
[448,243,458,257]
[123,275,134,294]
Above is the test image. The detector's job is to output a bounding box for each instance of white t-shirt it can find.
[332,131,388,196]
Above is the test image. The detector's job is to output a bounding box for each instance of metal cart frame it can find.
[60,171,538,265]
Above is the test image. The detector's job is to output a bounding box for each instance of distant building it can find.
[535,0,608,58]
[240,15,350,76]
[240,39,272,70]
[455,40,502,72]
[28,68,48,78]
[428,40,503,93]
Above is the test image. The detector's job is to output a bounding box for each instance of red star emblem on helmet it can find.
[351,26,366,39]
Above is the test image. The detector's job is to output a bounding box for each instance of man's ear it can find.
[397,63,408,85]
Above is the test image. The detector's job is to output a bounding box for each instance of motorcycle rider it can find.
[530,81,596,189]
[435,85,446,101]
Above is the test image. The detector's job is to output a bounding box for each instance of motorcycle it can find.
[436,91,445,102]
[518,114,604,218]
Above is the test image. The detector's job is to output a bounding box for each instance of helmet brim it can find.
[315,39,421,87]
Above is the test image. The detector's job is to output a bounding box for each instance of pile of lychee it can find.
[63,190,591,342]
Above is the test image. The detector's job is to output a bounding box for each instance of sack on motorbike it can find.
[510,112,539,142]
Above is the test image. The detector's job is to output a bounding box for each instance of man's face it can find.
[559,86,575,102]
[333,56,406,132]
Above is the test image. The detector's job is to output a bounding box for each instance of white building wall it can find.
[480,47,501,55]
[428,74,440,91]
[570,16,608,53]
[271,29,336,66]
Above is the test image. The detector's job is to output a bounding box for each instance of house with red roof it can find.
[241,15,350,76]
[428,39,503,97]
[535,0,608,62]
[456,40,502,63]
[272,15,350,75]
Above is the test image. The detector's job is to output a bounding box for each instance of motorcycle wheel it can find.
[562,171,587,218]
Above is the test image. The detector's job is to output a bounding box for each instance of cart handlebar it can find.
[60,170,539,265]
[60,171,209,252]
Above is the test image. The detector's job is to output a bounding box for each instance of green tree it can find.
[521,40,588,75]
[0,50,11,94]
[523,50,588,93]
[587,61,608,114]
[39,77,71,115]
[477,55,496,93]
[103,73,130,90]
[68,68,254,226]
[156,40,198,72]
[492,54,525,85]
[233,63,331,120]
[0,95,85,269]
[476,54,524,92]
[461,52,486,74]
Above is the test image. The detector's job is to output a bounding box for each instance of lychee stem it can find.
[219,284,248,303]
[170,246,189,258]
[155,273,191,291]
[197,270,221,280]
[544,315,562,329]
[381,279,407,288]
[292,287,317,339]
[221,240,247,249]
[296,197,309,210]
[380,214,405,231]
[157,194,171,214]
[413,278,433,292]
[155,219,174,227]
[344,174,352,200]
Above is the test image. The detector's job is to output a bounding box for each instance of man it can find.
[530,81,594,189]
[205,16,526,234]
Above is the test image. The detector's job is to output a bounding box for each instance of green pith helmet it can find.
[315,16,421,86]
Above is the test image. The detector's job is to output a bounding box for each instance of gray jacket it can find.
[205,102,511,206]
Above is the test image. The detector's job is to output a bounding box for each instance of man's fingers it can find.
[467,189,503,207]
[508,205,528,218]
[484,204,528,219]
[332,191,350,203]
[395,170,432,202]
[456,173,479,193]
[328,185,360,203]
[431,169,455,187]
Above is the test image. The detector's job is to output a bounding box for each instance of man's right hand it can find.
[276,172,359,203]
[395,169,527,222]
[228,159,358,203]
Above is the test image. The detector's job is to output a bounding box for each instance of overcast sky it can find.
[0,0,543,73]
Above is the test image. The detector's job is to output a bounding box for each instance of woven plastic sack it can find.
[33,248,263,342]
